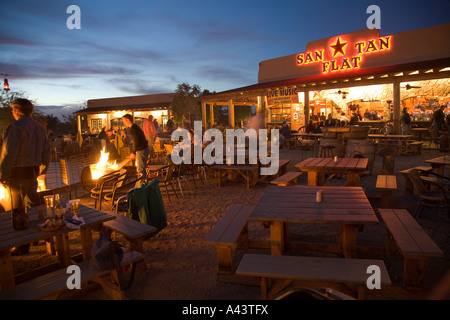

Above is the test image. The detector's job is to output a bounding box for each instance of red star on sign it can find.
[330,37,347,57]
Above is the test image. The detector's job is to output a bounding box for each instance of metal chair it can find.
[157,165,179,203]
[408,169,449,218]
[90,169,128,210]
[105,174,144,213]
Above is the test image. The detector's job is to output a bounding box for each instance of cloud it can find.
[0,36,41,46]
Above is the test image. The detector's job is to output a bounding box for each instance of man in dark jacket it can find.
[0,98,51,254]
[122,114,149,178]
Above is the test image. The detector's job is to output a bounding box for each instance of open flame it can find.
[0,183,7,201]
[90,147,119,180]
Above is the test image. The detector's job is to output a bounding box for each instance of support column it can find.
[393,81,401,134]
[77,115,82,133]
[228,99,235,128]
[257,96,262,114]
[304,90,310,127]
[201,102,207,129]
[210,104,215,128]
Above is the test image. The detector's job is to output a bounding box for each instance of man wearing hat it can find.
[0,98,51,254]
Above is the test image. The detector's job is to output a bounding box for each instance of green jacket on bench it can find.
[127,178,167,239]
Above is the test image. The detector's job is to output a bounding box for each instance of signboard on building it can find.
[267,88,299,105]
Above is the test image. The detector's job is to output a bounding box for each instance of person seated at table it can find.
[316,121,325,133]
[324,114,336,127]
[305,120,316,134]
[279,121,291,147]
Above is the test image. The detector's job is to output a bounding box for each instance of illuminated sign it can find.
[296,35,392,74]
[267,88,299,105]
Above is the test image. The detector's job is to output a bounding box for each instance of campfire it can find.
[90,147,129,180]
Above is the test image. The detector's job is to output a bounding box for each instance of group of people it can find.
[303,113,358,134]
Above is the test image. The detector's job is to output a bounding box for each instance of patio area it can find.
[7,146,450,300]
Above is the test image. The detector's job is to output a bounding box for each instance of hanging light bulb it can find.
[3,78,10,91]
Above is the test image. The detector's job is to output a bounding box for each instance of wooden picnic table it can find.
[425,156,450,176]
[0,203,114,290]
[411,128,428,141]
[211,164,259,189]
[369,134,413,154]
[247,185,378,258]
[295,157,368,186]
[291,133,323,140]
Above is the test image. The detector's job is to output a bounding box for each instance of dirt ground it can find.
[9,147,450,301]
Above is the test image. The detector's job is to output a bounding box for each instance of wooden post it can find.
[393,81,401,135]
[201,102,207,129]
[304,90,310,126]
[228,99,235,128]
[210,103,214,128]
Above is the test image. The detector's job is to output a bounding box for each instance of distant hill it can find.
[34,105,83,120]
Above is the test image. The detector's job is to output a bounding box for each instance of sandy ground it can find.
[9,147,450,300]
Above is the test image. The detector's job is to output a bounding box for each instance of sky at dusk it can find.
[1,0,449,118]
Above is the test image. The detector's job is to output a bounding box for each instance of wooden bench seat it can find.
[103,212,157,253]
[204,205,254,274]
[271,172,303,186]
[376,175,397,208]
[408,141,423,155]
[399,166,433,194]
[277,159,290,176]
[212,165,259,189]
[0,247,143,300]
[236,253,391,300]
[378,208,444,288]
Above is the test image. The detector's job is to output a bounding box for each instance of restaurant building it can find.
[200,22,450,134]
[74,93,174,133]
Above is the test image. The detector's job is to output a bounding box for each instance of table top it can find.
[248,185,378,224]
[412,128,429,131]
[368,134,412,139]
[425,156,450,165]
[291,133,323,137]
[0,203,114,251]
[296,157,368,172]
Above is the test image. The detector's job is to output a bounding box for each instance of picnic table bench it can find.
[236,253,391,300]
[0,247,143,300]
[376,175,397,208]
[212,165,259,189]
[378,208,444,288]
[103,212,157,253]
[407,141,423,155]
[271,172,303,186]
[204,205,254,274]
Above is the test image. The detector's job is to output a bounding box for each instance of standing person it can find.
[400,107,412,135]
[0,98,51,254]
[122,114,149,179]
[433,105,445,135]
[143,115,156,157]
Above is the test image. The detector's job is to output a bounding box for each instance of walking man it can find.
[122,114,149,178]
